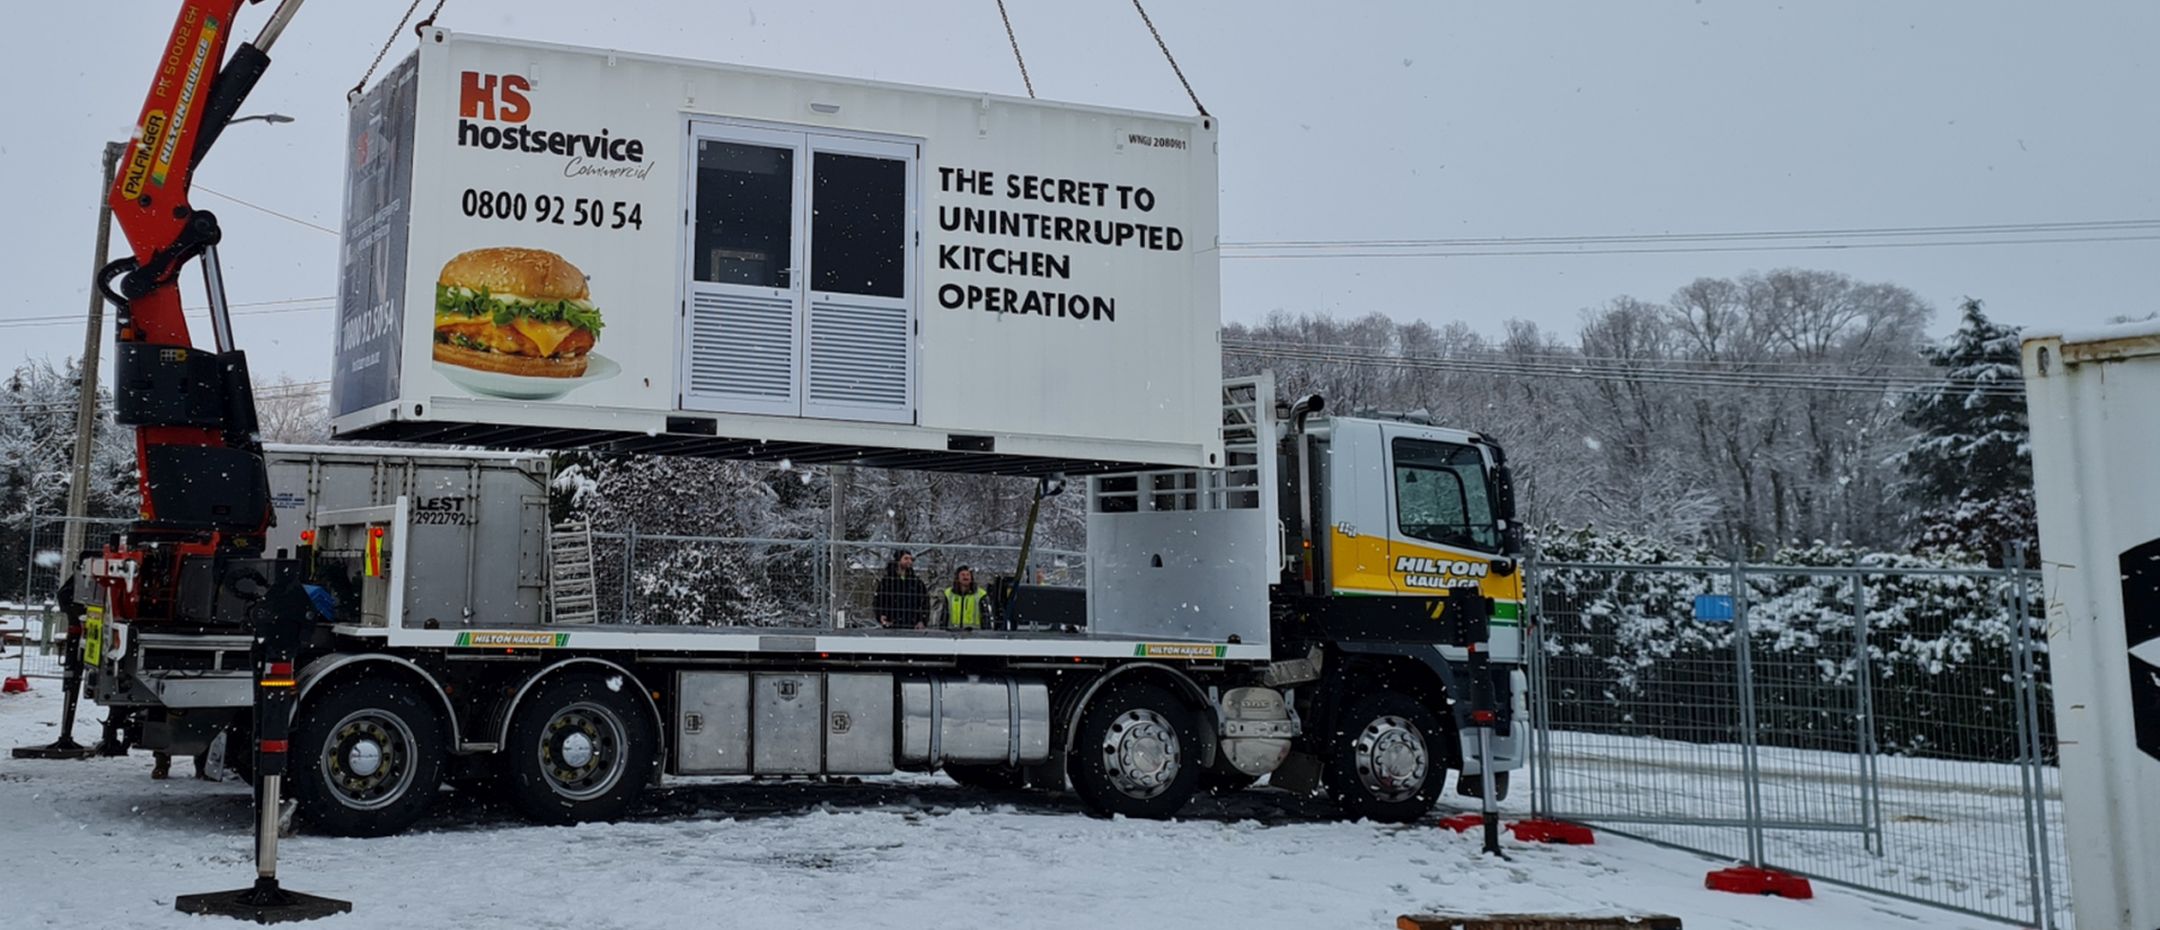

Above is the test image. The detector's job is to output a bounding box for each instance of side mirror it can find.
[1503,523,1526,558]
[1491,464,1517,524]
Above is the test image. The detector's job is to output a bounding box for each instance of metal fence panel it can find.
[5,513,131,680]
[1529,556,2071,929]
[587,532,1083,629]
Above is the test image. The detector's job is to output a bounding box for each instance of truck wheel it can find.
[944,763,1028,793]
[288,678,445,837]
[1324,692,1443,823]
[1068,680,1202,819]
[505,672,656,825]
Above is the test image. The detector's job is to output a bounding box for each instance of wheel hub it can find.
[346,739,384,778]
[321,711,414,810]
[1353,715,1429,802]
[539,703,626,801]
[1100,709,1181,799]
[559,732,596,770]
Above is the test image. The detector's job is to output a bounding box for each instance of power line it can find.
[0,381,330,415]
[0,297,336,329]
[1228,345,2011,398]
[1224,218,2160,250]
[1220,232,2160,260]
[1238,344,2007,395]
[195,185,340,236]
[1223,340,2025,397]
[1256,338,1956,376]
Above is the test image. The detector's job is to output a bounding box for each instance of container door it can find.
[802,135,916,423]
[681,124,807,417]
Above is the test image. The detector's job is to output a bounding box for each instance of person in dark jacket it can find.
[872,550,929,629]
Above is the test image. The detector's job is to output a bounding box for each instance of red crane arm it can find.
[97,0,304,531]
[108,1,248,347]
[89,0,307,622]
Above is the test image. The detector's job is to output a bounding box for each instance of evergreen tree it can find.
[1899,299,2034,561]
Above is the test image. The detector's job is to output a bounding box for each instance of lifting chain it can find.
[350,0,450,102]
[995,0,1036,98]
[1131,0,1208,117]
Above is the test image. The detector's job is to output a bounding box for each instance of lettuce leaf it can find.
[436,283,603,333]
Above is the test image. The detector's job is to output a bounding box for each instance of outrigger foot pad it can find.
[175,878,351,924]
[12,738,97,760]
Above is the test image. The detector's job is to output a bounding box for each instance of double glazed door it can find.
[681,121,917,423]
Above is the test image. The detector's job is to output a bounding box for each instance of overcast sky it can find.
[5,0,2155,383]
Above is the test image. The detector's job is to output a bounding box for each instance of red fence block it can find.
[1704,866,1814,900]
[1508,819,1596,845]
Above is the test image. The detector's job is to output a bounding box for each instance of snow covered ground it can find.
[1,685,2008,930]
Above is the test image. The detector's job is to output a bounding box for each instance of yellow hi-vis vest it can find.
[943,587,987,629]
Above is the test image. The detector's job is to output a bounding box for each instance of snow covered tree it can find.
[1899,299,2033,562]
[256,375,330,443]
[0,357,138,600]
[1230,269,1929,551]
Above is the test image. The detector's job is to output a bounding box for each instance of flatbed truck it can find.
[82,375,1529,835]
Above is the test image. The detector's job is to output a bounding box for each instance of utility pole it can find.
[14,141,124,761]
[62,142,125,573]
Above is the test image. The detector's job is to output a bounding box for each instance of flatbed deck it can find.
[336,623,1272,662]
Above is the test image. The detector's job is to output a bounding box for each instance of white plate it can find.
[435,352,620,401]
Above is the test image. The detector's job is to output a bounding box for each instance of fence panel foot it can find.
[1508,819,1596,845]
[1704,866,1814,899]
[1399,915,1681,930]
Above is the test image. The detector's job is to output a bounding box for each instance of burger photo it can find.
[433,247,604,378]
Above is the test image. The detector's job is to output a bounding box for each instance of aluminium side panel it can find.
[2022,323,2160,930]
[675,671,751,775]
[752,672,824,774]
[1086,377,1276,647]
[261,445,547,628]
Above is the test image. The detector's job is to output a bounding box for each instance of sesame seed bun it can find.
[437,247,589,300]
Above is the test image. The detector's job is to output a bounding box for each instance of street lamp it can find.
[229,112,295,126]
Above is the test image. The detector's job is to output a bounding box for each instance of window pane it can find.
[694,141,793,287]
[811,152,906,298]
[1390,438,1498,551]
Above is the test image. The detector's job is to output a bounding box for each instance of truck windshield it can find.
[1390,438,1499,552]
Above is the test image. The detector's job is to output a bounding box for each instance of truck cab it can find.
[1082,386,1528,816]
[1285,410,1529,804]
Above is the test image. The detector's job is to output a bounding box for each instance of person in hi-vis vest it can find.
[933,566,994,632]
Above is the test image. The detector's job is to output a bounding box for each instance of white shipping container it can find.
[2021,323,2160,930]
[331,30,1223,473]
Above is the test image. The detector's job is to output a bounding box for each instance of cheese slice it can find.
[512,318,579,357]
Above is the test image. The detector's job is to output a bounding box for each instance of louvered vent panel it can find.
[804,297,910,422]
[687,291,796,407]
